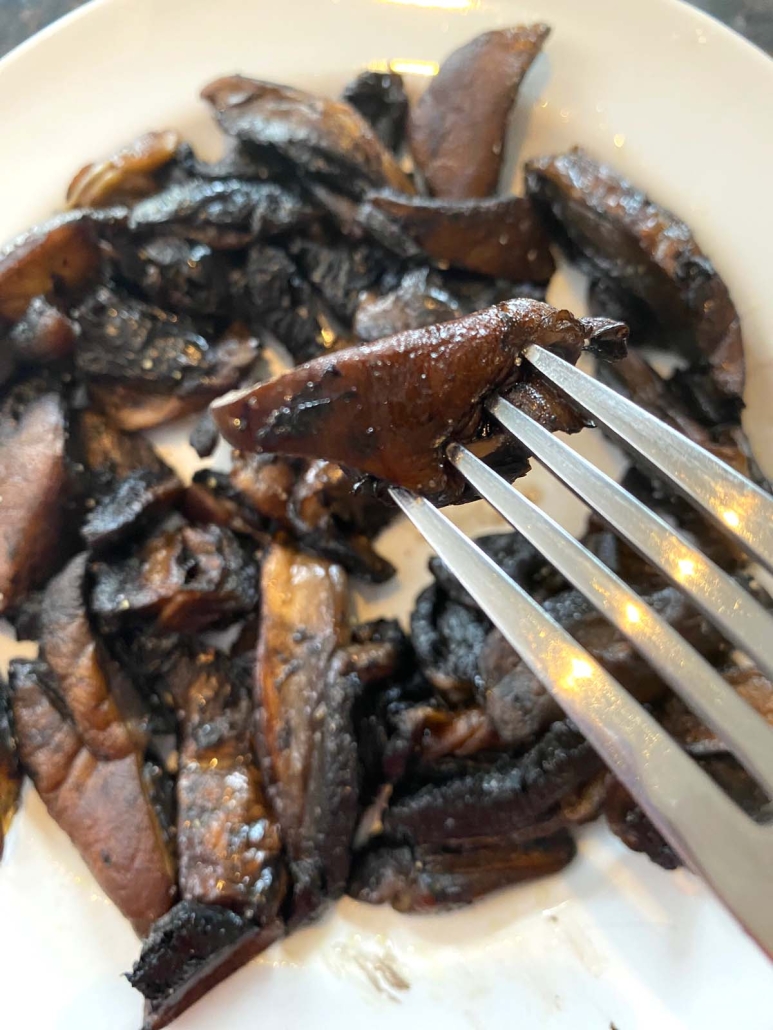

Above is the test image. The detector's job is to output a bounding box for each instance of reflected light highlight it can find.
[368,58,440,76]
[722,508,741,529]
[565,657,594,689]
[677,558,696,578]
[625,603,642,624]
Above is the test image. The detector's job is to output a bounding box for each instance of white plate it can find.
[1,1,773,1027]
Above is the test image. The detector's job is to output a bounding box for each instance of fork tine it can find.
[524,345,773,572]
[448,442,773,797]
[389,486,773,957]
[487,395,773,682]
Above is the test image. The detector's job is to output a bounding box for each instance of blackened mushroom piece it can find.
[76,286,260,430]
[350,832,575,912]
[354,267,462,342]
[201,75,416,198]
[409,24,550,198]
[9,295,78,363]
[66,130,181,209]
[128,178,310,250]
[479,583,725,748]
[0,384,70,615]
[90,520,259,633]
[429,530,543,607]
[341,70,409,152]
[358,191,555,284]
[0,677,21,860]
[0,210,107,321]
[211,299,627,505]
[177,653,286,917]
[112,235,233,317]
[127,901,283,1030]
[254,543,349,920]
[9,656,176,935]
[525,147,744,399]
[75,410,183,550]
[411,584,491,705]
[383,720,602,847]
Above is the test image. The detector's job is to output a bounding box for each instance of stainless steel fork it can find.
[389,344,773,958]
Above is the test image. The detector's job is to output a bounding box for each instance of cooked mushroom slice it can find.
[358,191,555,284]
[0,210,117,322]
[254,543,349,918]
[112,235,233,316]
[387,703,506,769]
[429,531,543,608]
[178,653,286,917]
[288,237,402,324]
[75,410,183,549]
[341,70,409,153]
[350,831,575,912]
[201,75,415,198]
[0,677,21,860]
[128,178,312,250]
[90,520,259,634]
[525,147,744,400]
[211,299,627,505]
[383,720,602,847]
[76,287,260,430]
[66,130,181,209]
[0,384,70,615]
[604,780,681,871]
[128,902,283,1030]
[9,295,79,363]
[409,25,550,198]
[10,657,176,935]
[354,267,462,341]
[240,242,348,363]
[411,585,491,705]
[479,583,726,748]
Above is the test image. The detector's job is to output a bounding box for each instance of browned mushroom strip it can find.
[358,191,554,283]
[525,147,744,399]
[66,130,181,209]
[409,24,550,198]
[201,75,415,198]
[211,299,627,505]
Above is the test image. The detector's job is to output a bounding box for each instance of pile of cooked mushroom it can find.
[0,22,771,1029]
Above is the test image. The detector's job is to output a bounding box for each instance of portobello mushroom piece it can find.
[128,178,314,250]
[0,383,71,615]
[9,656,176,934]
[383,720,602,848]
[256,544,401,920]
[112,235,233,317]
[211,299,628,505]
[128,902,283,1030]
[8,295,79,364]
[0,677,22,860]
[0,209,113,322]
[74,409,183,550]
[429,530,544,607]
[90,520,259,634]
[354,267,462,342]
[350,831,575,912]
[239,242,348,363]
[75,286,260,430]
[411,584,491,705]
[479,582,726,748]
[66,130,181,209]
[341,70,409,153]
[387,703,506,769]
[201,75,415,198]
[254,543,348,919]
[409,25,550,199]
[288,236,403,324]
[358,191,555,284]
[525,147,744,399]
[177,653,286,917]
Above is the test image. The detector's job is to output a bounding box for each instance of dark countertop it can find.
[0,0,771,59]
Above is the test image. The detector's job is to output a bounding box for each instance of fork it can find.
[389,344,773,958]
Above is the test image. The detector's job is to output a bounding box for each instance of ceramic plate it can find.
[1,0,772,1027]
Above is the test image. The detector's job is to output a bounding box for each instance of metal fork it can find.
[389,344,773,958]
